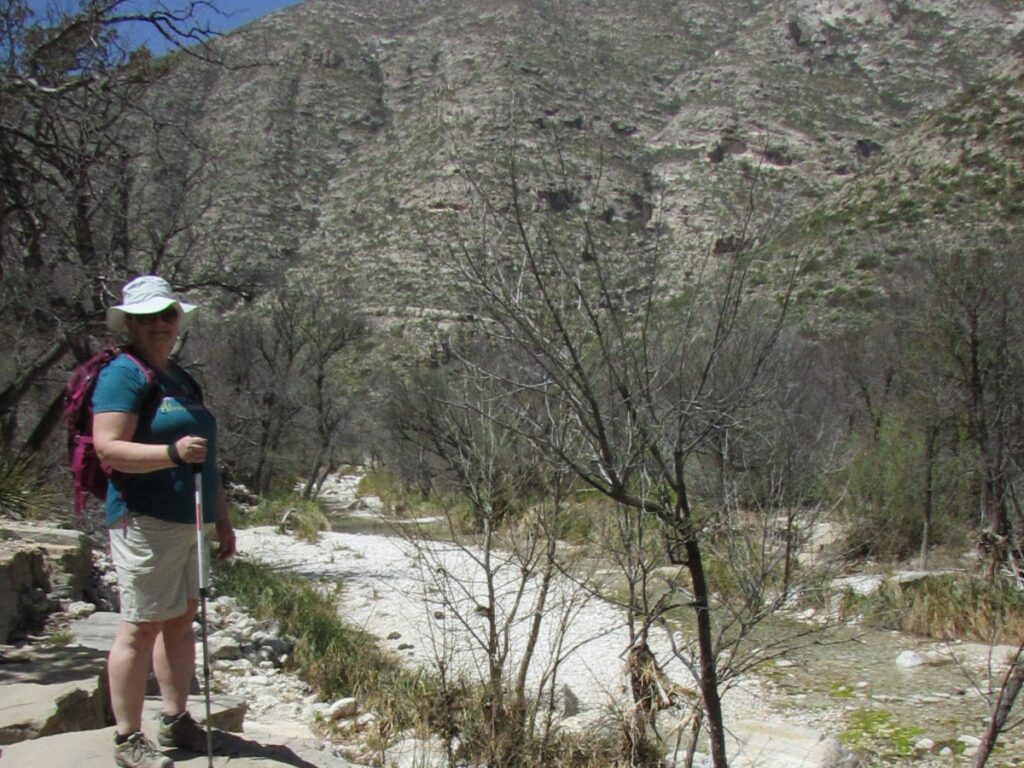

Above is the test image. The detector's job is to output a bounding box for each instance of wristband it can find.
[167,442,186,466]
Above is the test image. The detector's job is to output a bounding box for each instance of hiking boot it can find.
[157,711,216,753]
[114,731,173,768]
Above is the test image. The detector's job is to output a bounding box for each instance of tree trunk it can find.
[971,647,1023,768]
[921,422,937,570]
[302,445,326,499]
[22,388,66,455]
[0,339,70,450]
[684,537,727,767]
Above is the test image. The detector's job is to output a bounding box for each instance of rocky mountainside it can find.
[144,0,1022,324]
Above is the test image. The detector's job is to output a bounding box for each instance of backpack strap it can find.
[169,361,203,404]
[118,348,163,422]
[119,349,156,391]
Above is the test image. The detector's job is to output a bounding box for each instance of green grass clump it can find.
[356,467,404,506]
[44,628,75,646]
[216,558,429,716]
[840,708,923,762]
[840,573,1024,642]
[241,494,329,542]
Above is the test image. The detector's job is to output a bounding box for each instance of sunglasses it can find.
[132,307,179,325]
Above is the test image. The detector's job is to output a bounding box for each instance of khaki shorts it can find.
[109,515,213,623]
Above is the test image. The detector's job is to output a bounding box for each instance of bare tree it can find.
[297,286,365,498]
[430,129,802,766]
[382,358,593,766]
[0,0,229,460]
[210,279,364,495]
[215,297,307,493]
[910,240,1024,574]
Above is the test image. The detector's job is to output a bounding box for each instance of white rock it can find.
[361,495,384,512]
[207,633,242,661]
[896,650,924,668]
[957,735,982,747]
[914,738,936,752]
[66,601,95,619]
[385,735,450,768]
[235,618,257,641]
[212,596,240,615]
[327,696,359,720]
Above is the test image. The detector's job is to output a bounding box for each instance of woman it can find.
[92,275,236,768]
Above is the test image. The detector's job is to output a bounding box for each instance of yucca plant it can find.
[0,452,52,519]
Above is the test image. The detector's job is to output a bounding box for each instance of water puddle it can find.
[747,620,1024,765]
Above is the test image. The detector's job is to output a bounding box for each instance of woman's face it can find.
[126,306,179,355]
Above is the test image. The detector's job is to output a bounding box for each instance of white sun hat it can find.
[106,275,198,333]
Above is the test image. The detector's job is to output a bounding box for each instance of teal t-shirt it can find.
[92,353,219,526]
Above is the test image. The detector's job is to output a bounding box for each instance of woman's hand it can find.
[214,484,236,560]
[214,517,237,561]
[172,435,207,466]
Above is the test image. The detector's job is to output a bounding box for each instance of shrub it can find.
[839,411,978,561]
[840,415,926,560]
[241,494,329,542]
[855,252,882,270]
[356,467,404,506]
[839,573,1024,642]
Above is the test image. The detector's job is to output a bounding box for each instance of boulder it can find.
[0,644,110,744]
[0,547,49,642]
[0,522,92,642]
[208,632,243,661]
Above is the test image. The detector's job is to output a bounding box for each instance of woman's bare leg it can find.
[108,619,163,734]
[152,599,198,717]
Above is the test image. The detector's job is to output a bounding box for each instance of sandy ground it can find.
[234,524,781,729]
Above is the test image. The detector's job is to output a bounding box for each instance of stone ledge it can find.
[0,715,356,767]
[0,522,92,643]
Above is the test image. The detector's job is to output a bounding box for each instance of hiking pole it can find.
[193,466,214,768]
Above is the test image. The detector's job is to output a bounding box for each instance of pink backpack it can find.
[63,347,154,515]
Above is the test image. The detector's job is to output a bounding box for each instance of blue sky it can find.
[28,1,300,54]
